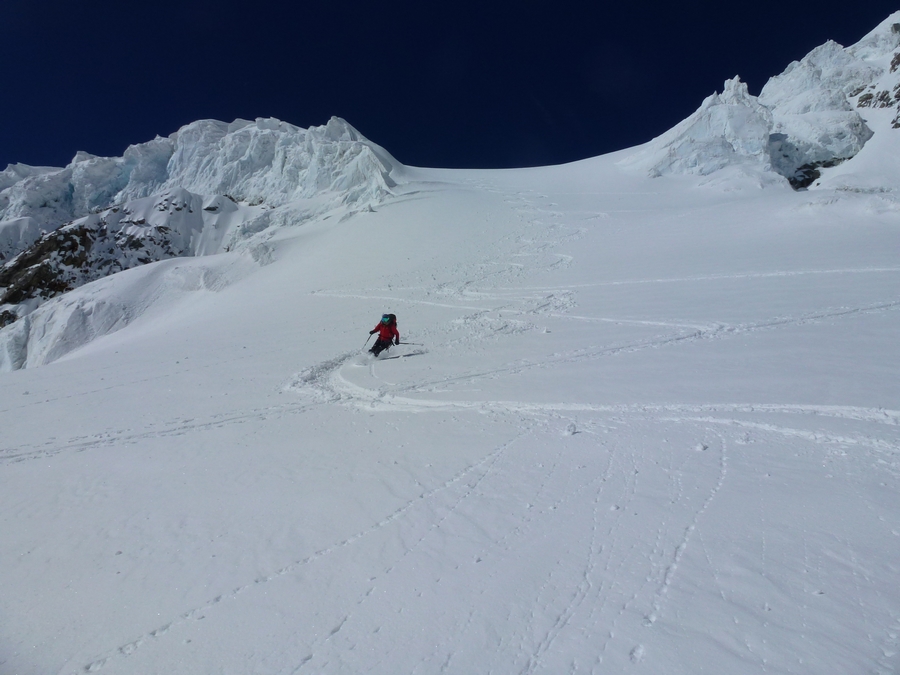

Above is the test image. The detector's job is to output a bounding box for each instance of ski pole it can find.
[398,341,423,346]
[363,334,372,349]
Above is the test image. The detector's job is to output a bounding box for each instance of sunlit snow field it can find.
[2,150,899,674]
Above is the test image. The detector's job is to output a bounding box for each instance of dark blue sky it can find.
[1,1,898,170]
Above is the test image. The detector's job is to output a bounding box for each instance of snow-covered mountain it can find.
[0,117,396,325]
[0,116,395,237]
[2,14,899,357]
[621,13,900,188]
[1,13,899,675]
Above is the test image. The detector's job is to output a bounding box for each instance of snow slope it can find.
[2,145,899,674]
[3,13,898,354]
[2,13,900,675]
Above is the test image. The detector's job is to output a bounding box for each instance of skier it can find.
[368,313,400,357]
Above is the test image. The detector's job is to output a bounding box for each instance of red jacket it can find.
[372,322,400,343]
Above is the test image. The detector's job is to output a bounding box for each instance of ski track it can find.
[288,429,535,674]
[317,308,898,416]
[296,200,900,432]
[289,347,900,435]
[0,399,326,466]
[508,421,729,673]
[496,266,900,291]
[34,360,755,674]
[317,266,900,300]
[643,431,729,630]
[72,432,531,674]
[8,180,897,673]
[517,444,612,675]
[277,182,898,668]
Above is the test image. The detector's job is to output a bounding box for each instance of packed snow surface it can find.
[2,147,899,674]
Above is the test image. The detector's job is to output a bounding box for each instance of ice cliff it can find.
[0,117,397,324]
[621,12,900,188]
[1,117,394,236]
[619,77,776,181]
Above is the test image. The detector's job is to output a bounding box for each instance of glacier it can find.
[617,76,778,183]
[1,12,899,675]
[0,117,397,320]
[621,12,900,188]
[0,116,396,229]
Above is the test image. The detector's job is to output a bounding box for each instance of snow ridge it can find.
[621,12,900,188]
[0,117,395,234]
[0,117,398,331]
[619,77,775,182]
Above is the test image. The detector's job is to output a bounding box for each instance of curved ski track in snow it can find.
[13,175,897,674]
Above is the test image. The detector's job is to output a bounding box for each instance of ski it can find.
[378,350,427,360]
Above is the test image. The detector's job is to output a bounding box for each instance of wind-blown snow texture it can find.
[1,13,899,675]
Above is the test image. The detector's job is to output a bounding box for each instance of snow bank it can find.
[846,10,900,60]
[0,163,79,235]
[760,40,878,181]
[0,162,59,192]
[0,188,260,307]
[0,294,131,371]
[759,40,882,111]
[110,117,398,208]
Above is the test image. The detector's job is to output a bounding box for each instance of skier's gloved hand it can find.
[369,330,377,335]
[394,338,400,345]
